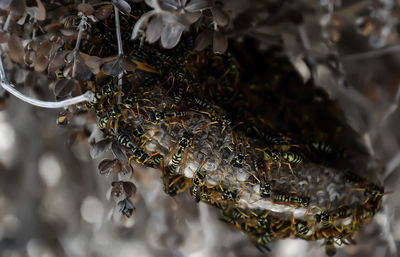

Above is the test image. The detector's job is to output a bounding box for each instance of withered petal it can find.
[194,29,212,51]
[8,35,24,64]
[213,31,228,54]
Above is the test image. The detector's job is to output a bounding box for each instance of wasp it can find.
[132,123,147,139]
[86,79,118,109]
[260,182,271,198]
[256,147,302,179]
[209,113,234,134]
[102,78,119,97]
[97,104,121,130]
[363,183,385,201]
[293,220,310,239]
[189,96,213,110]
[310,140,334,154]
[330,205,352,221]
[220,187,239,201]
[173,87,184,105]
[55,69,66,80]
[107,104,121,119]
[166,111,188,119]
[156,51,176,65]
[357,197,382,224]
[272,191,310,208]
[256,213,272,230]
[191,164,207,202]
[315,211,331,227]
[122,92,153,117]
[345,172,386,201]
[324,237,337,257]
[150,153,164,167]
[229,131,250,168]
[131,147,151,166]
[230,152,246,168]
[261,130,292,152]
[86,91,103,109]
[224,208,251,220]
[165,174,191,197]
[252,230,275,246]
[164,132,194,191]
[148,110,166,123]
[117,134,135,149]
[344,171,365,187]
[117,133,152,166]
[198,192,223,209]
[97,115,110,130]
[219,213,238,226]
[281,151,303,166]
[314,204,352,229]
[316,226,355,256]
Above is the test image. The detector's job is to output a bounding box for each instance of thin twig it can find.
[72,15,86,78]
[115,7,123,57]
[114,6,123,105]
[0,54,93,108]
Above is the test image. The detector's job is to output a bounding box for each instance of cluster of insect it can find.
[16,1,384,256]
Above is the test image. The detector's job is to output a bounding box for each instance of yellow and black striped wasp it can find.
[271,191,310,208]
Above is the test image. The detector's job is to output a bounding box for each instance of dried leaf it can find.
[74,59,92,81]
[111,181,124,198]
[54,78,78,97]
[10,0,26,16]
[113,0,131,14]
[0,0,12,9]
[161,23,184,49]
[121,163,133,175]
[194,30,213,51]
[121,56,136,72]
[60,29,77,37]
[211,5,230,27]
[95,4,113,20]
[90,138,112,158]
[36,40,53,56]
[145,14,163,44]
[122,181,136,197]
[56,110,72,126]
[0,31,9,43]
[77,3,95,15]
[112,161,122,174]
[103,58,123,76]
[185,0,214,12]
[213,31,228,54]
[46,23,62,34]
[48,50,70,73]
[117,198,135,218]
[34,54,48,72]
[35,0,46,21]
[80,53,103,74]
[98,159,117,175]
[179,12,201,25]
[112,141,128,162]
[8,35,24,64]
